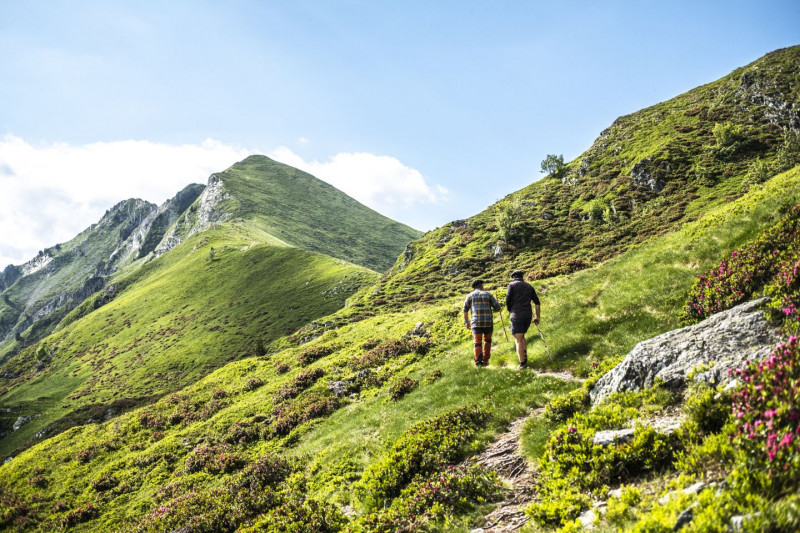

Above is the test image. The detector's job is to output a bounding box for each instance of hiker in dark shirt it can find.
[505,270,540,368]
[463,279,502,367]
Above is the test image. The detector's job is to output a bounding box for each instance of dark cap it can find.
[511,270,525,280]
[471,279,485,289]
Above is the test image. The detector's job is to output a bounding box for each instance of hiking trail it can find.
[468,370,582,532]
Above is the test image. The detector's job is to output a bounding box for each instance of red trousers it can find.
[473,330,493,363]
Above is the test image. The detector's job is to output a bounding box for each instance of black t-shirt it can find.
[505,279,539,318]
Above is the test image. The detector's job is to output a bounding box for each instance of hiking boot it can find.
[518,360,527,369]
[475,360,487,367]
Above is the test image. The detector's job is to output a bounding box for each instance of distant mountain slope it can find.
[370,46,800,308]
[0,185,206,360]
[0,225,377,457]
[185,155,424,272]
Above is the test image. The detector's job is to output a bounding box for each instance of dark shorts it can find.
[510,316,532,335]
[471,326,494,335]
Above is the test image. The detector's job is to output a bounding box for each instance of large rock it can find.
[590,298,780,405]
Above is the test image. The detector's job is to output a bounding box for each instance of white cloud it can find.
[0,136,256,267]
[0,137,447,269]
[267,146,448,213]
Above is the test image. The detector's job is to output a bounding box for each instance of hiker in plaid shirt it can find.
[463,279,501,367]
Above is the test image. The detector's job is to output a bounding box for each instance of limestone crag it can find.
[590,298,781,405]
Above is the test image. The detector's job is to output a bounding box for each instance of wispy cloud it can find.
[0,137,446,268]
[0,136,255,267]
[267,146,448,213]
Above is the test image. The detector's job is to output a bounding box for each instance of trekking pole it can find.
[498,309,510,342]
[535,322,553,360]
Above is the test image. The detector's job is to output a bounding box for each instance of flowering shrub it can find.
[240,498,347,533]
[270,392,340,436]
[730,336,800,494]
[61,502,98,528]
[75,445,101,463]
[225,420,262,444]
[244,377,263,391]
[422,369,443,385]
[349,465,500,532]
[681,204,800,332]
[274,361,290,374]
[356,405,488,508]
[273,368,325,401]
[349,338,431,370]
[27,469,48,488]
[91,472,119,492]
[297,343,339,366]
[138,411,167,430]
[211,388,228,399]
[183,444,245,474]
[387,377,418,401]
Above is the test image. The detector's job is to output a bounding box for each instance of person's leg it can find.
[482,329,493,364]
[472,331,484,365]
[514,332,526,363]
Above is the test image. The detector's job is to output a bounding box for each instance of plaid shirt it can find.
[463,289,501,328]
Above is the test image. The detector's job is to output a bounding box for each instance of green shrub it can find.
[349,465,500,533]
[543,388,589,423]
[297,343,339,366]
[355,405,488,509]
[683,384,733,435]
[387,377,418,401]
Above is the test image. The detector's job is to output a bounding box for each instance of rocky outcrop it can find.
[590,298,781,405]
[109,183,205,264]
[630,156,665,193]
[155,175,230,255]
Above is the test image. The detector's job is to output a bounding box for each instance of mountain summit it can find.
[158,155,423,272]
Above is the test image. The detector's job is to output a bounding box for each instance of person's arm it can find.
[463,295,472,330]
[492,293,502,312]
[505,284,513,312]
[463,309,471,329]
[534,304,541,325]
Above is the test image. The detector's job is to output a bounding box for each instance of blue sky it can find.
[0,1,798,266]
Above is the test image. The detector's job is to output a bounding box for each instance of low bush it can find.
[730,336,800,495]
[349,465,499,532]
[680,204,800,332]
[273,368,325,401]
[297,343,339,366]
[349,338,431,370]
[543,387,589,423]
[387,377,418,401]
[184,444,245,474]
[683,384,732,435]
[356,405,488,509]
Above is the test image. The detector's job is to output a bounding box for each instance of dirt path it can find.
[467,407,542,532]
[467,370,583,532]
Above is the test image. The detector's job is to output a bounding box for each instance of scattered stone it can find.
[590,298,780,404]
[3,456,12,464]
[673,507,694,530]
[593,428,635,446]
[730,513,760,532]
[631,156,665,193]
[492,244,504,258]
[607,488,624,499]
[578,508,597,529]
[682,481,706,495]
[12,415,31,431]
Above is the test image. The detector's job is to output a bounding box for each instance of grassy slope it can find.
[0,225,377,458]
[215,155,423,272]
[1,166,797,531]
[371,46,800,307]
